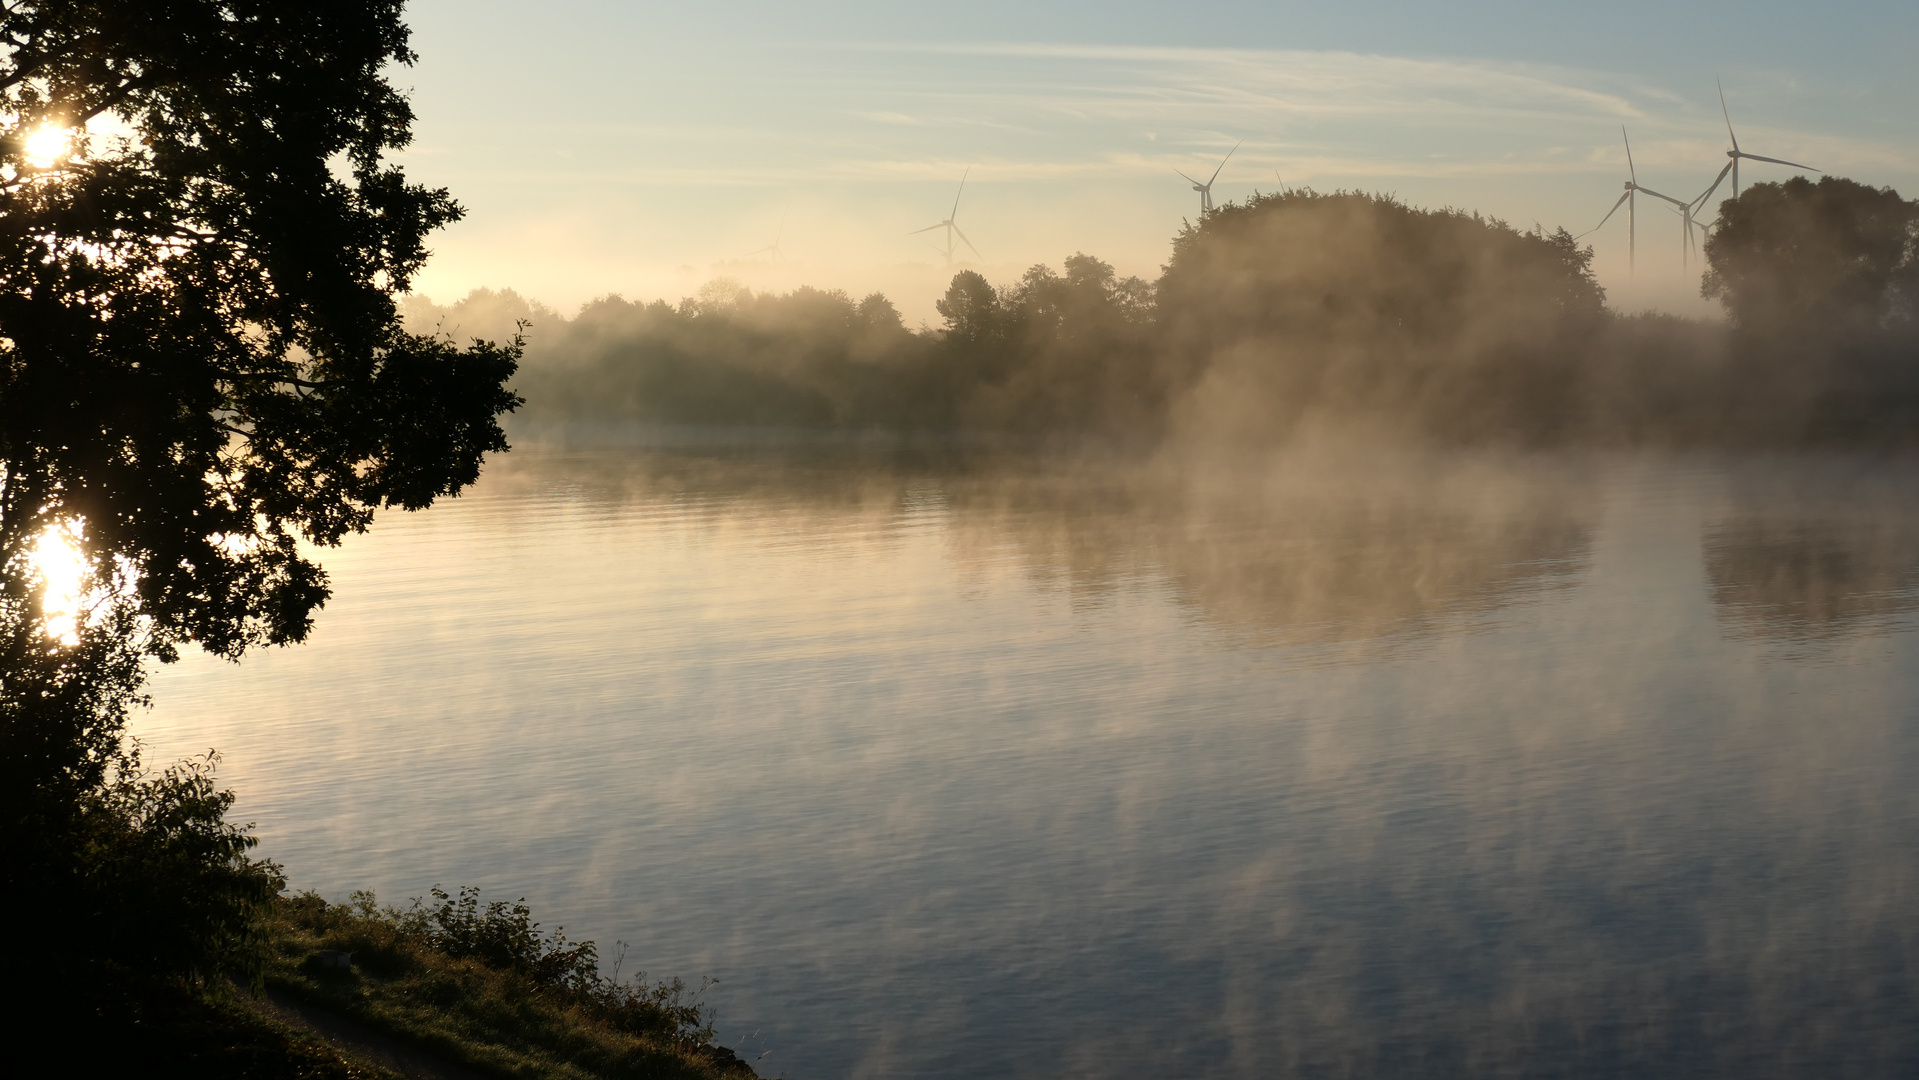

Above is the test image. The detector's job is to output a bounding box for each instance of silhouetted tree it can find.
[1,0,519,983]
[937,270,1002,343]
[1156,190,1605,441]
[1703,176,1919,339]
[855,292,905,335]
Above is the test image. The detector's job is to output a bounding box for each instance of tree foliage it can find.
[1703,176,1919,338]
[1,0,519,981]
[1157,190,1606,440]
[495,192,1620,444]
[489,256,1168,439]
[935,270,1000,343]
[75,750,286,983]
[951,253,1162,433]
[505,283,928,428]
[0,0,520,667]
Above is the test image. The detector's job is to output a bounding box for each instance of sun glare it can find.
[22,126,72,168]
[29,523,88,646]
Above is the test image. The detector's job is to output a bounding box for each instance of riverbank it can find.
[42,893,751,1080]
[260,891,752,1079]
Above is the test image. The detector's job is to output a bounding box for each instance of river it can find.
[135,437,1919,1079]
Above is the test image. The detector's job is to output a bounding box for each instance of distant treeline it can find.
[410,178,1919,445]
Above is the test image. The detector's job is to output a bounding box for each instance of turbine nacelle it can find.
[1173,140,1240,214]
[1580,128,1702,274]
[909,168,982,266]
[1585,97,1810,278]
[1703,77,1821,207]
[1577,127,1650,274]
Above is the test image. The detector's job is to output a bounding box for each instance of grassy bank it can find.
[259,890,752,1079]
[39,964,392,1079]
[39,887,754,1080]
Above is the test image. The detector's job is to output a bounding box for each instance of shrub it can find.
[269,888,732,1076]
[75,750,286,984]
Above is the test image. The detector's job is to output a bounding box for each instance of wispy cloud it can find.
[825,41,1647,127]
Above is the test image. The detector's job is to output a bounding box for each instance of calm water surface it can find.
[136,439,1919,1079]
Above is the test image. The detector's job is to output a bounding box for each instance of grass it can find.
[37,962,396,1080]
[260,889,751,1079]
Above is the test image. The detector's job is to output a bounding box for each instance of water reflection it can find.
[1705,457,1919,642]
[493,443,1598,647]
[942,451,1595,646]
[133,441,1919,1079]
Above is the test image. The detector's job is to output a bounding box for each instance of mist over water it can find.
[133,438,1919,1079]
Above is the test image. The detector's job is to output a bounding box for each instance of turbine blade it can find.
[1208,140,1241,186]
[1718,77,1738,153]
[1622,126,1637,185]
[951,166,969,219]
[1738,152,1820,172]
[1173,168,1202,185]
[908,223,946,235]
[1693,161,1733,210]
[1577,190,1633,238]
[953,224,983,261]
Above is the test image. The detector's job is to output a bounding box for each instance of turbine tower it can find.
[1693,78,1820,211]
[910,168,982,266]
[1666,202,1716,270]
[1174,141,1240,214]
[1579,128,1695,273]
[1580,127,1645,273]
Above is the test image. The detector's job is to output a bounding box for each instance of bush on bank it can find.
[265,888,752,1079]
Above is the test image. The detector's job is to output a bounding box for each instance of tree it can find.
[967,254,1165,435]
[1154,190,1605,441]
[1702,176,1919,338]
[1,0,519,977]
[936,270,1001,343]
[854,292,904,335]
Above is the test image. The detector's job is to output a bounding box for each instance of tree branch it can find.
[219,371,322,390]
[72,72,155,127]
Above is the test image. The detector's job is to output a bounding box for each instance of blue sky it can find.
[396,0,1919,321]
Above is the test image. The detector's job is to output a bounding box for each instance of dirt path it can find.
[239,988,491,1080]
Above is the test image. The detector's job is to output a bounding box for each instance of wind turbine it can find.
[745,197,791,261]
[909,168,982,266]
[1666,201,1716,269]
[1692,78,1820,212]
[1174,141,1240,214]
[1579,128,1694,273]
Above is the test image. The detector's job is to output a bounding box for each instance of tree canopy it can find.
[1703,176,1919,339]
[1156,190,1605,441]
[936,270,1000,344]
[1,0,520,925]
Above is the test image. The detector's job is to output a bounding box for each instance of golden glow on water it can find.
[29,521,87,645]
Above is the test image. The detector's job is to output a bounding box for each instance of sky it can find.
[394,0,1919,323]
